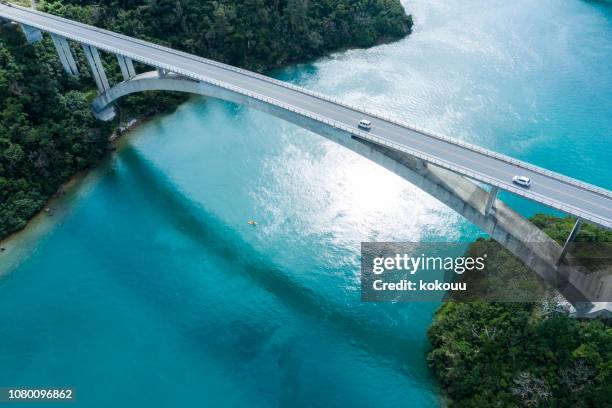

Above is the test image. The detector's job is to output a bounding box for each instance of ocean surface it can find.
[1,0,611,406]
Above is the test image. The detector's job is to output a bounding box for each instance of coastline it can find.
[0,110,162,280]
[0,169,89,276]
[0,113,148,251]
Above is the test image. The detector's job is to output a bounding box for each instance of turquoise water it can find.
[1,0,611,406]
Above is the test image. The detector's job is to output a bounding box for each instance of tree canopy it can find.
[428,216,612,407]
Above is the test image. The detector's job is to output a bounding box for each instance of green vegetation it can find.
[447,238,548,302]
[429,303,611,407]
[530,213,612,245]
[428,216,612,407]
[0,26,111,235]
[0,0,413,239]
[42,0,412,72]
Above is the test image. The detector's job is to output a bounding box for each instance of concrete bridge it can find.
[1,3,610,316]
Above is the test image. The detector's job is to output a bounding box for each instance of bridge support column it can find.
[82,45,110,92]
[415,158,427,174]
[51,34,78,76]
[156,67,171,78]
[93,105,117,121]
[20,24,42,43]
[484,186,498,215]
[117,54,136,81]
[557,219,582,266]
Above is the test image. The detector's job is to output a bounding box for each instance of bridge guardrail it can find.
[4,2,611,200]
[2,3,611,229]
[186,73,611,229]
[204,64,612,200]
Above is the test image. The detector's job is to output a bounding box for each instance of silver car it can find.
[358,119,372,130]
[512,175,532,188]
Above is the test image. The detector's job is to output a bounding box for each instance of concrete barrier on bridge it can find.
[91,71,611,317]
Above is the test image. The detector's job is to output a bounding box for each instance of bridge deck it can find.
[1,3,611,229]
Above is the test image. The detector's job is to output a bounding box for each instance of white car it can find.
[512,175,532,188]
[358,119,372,130]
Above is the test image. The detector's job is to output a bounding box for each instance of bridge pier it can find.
[51,34,78,76]
[20,23,42,43]
[484,186,498,215]
[156,67,171,78]
[414,158,427,174]
[117,54,136,81]
[557,218,582,266]
[94,105,117,121]
[82,44,110,92]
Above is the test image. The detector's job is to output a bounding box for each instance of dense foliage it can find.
[428,216,612,407]
[447,238,547,302]
[42,0,413,72]
[0,26,111,236]
[0,0,412,239]
[530,213,612,245]
[429,303,612,407]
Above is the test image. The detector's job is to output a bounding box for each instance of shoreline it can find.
[0,113,149,250]
[0,169,87,247]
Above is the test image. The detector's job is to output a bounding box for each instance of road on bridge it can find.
[1,3,611,229]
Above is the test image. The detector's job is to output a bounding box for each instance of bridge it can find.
[1,3,611,316]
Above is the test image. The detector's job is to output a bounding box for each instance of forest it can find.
[0,0,413,238]
[428,215,612,407]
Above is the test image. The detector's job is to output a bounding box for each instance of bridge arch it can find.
[92,71,610,316]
